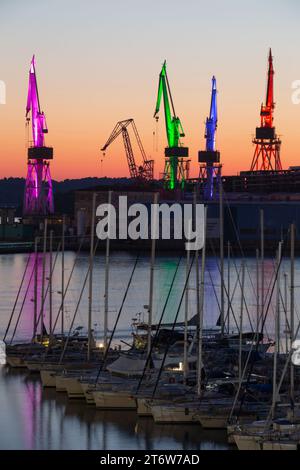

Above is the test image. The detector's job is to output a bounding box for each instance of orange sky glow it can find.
[1,0,300,181]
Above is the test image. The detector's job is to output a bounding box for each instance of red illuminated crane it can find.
[250,49,282,172]
[101,119,154,181]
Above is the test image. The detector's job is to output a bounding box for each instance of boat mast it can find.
[33,236,39,339]
[40,219,48,341]
[197,207,207,397]
[256,248,260,334]
[260,209,265,329]
[284,272,288,355]
[193,190,201,362]
[290,224,295,409]
[148,193,158,358]
[104,191,112,351]
[227,241,231,334]
[239,261,245,385]
[272,242,282,419]
[61,215,65,336]
[219,179,225,336]
[88,193,96,361]
[183,223,191,385]
[49,230,53,338]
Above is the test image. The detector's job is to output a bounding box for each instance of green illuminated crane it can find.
[154,61,189,190]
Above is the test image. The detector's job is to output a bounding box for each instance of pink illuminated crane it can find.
[24,56,54,216]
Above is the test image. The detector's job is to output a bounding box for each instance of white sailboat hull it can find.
[81,383,96,404]
[6,356,26,368]
[40,369,56,387]
[65,378,85,399]
[55,375,69,392]
[151,404,198,424]
[136,398,153,417]
[93,390,136,410]
[263,441,298,451]
[233,434,262,451]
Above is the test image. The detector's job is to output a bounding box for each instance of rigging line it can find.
[264,226,292,318]
[151,254,196,399]
[136,256,183,393]
[209,239,244,331]
[17,240,62,357]
[9,261,36,345]
[157,260,183,311]
[50,233,89,337]
[208,238,239,330]
[206,263,221,314]
[95,255,140,383]
[205,248,239,331]
[3,252,33,342]
[261,254,285,343]
[225,189,291,319]
[227,246,254,332]
[223,264,242,332]
[264,311,300,429]
[261,256,283,341]
[228,246,282,420]
[32,241,62,340]
[59,238,100,365]
[235,243,285,418]
[222,190,258,301]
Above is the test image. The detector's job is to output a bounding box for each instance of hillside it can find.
[0,177,132,215]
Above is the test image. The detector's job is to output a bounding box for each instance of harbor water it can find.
[0,251,299,450]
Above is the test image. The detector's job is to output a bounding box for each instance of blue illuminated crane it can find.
[199,76,221,200]
[205,76,218,153]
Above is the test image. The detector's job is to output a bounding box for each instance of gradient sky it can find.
[0,0,300,180]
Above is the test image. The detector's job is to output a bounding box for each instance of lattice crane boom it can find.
[260,49,275,129]
[101,119,154,181]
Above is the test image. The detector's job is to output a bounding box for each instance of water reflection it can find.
[0,366,229,450]
[1,252,299,345]
[1,251,300,449]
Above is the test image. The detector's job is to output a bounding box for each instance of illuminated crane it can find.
[199,76,221,200]
[24,56,54,216]
[154,61,189,190]
[101,119,154,181]
[250,49,282,172]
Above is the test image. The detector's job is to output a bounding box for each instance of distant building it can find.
[0,204,16,225]
[74,185,300,252]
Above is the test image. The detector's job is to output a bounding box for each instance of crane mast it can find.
[205,76,218,152]
[24,56,54,216]
[250,49,282,172]
[101,119,154,181]
[154,61,189,190]
[199,76,221,200]
[261,49,274,129]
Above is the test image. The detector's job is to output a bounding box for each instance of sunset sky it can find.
[0,0,300,180]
